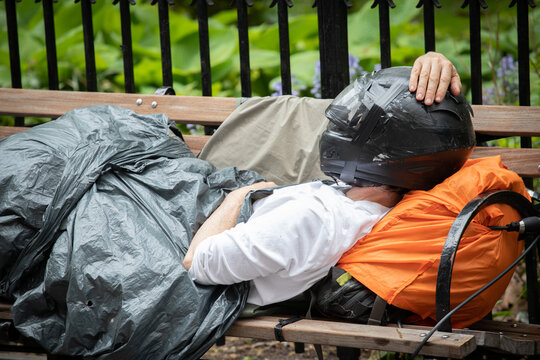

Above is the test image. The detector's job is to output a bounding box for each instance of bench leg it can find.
[294,342,304,353]
[216,335,225,346]
[336,346,359,360]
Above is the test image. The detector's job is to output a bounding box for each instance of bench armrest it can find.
[436,190,538,332]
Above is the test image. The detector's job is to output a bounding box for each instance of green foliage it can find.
[1,2,537,99]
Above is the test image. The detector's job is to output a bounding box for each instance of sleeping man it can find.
[183,52,476,310]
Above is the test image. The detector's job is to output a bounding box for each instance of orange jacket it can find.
[338,156,529,328]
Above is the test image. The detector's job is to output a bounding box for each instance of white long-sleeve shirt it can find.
[189,181,389,305]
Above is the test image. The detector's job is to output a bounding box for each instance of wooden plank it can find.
[1,88,539,136]
[2,127,538,177]
[400,321,540,355]
[0,126,21,139]
[0,302,12,321]
[225,316,476,359]
[0,310,12,321]
[471,147,540,178]
[184,135,210,157]
[468,320,540,355]
[0,88,236,126]
[471,105,540,137]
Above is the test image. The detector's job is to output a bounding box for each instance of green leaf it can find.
[250,49,280,69]
[290,51,319,85]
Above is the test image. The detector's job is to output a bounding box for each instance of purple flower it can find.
[271,75,306,97]
[311,60,322,98]
[310,56,378,98]
[483,54,519,105]
[348,54,367,81]
[186,123,202,135]
[272,81,283,96]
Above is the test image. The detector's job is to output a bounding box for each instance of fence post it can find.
[4,0,23,126]
[41,0,59,90]
[316,0,349,99]
[418,0,441,52]
[373,0,394,69]
[270,0,293,95]
[462,0,486,105]
[195,0,212,97]
[236,0,252,97]
[114,0,135,93]
[79,0,97,92]
[152,0,173,88]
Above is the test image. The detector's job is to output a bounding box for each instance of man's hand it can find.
[409,52,461,106]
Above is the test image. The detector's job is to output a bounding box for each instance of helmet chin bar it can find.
[321,147,475,191]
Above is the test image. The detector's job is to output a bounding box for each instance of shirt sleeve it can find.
[189,194,334,286]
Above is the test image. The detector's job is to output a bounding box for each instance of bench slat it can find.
[1,88,539,137]
[471,105,540,137]
[470,147,540,178]
[2,301,537,357]
[1,126,538,177]
[225,316,476,359]
[0,88,236,126]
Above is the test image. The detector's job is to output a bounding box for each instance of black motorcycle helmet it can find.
[320,66,475,190]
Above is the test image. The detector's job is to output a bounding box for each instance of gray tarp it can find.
[0,105,264,359]
[199,96,332,185]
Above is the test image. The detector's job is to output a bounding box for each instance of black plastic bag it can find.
[0,105,263,359]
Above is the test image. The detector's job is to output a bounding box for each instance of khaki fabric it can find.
[199,96,333,185]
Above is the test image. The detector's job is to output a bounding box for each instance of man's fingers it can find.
[416,62,431,102]
[450,70,462,96]
[434,63,453,103]
[424,62,442,105]
[409,60,421,92]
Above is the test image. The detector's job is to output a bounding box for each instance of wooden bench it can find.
[1,87,539,359]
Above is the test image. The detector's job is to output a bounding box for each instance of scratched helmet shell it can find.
[319,66,475,190]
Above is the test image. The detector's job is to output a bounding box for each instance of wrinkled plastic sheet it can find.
[0,105,264,359]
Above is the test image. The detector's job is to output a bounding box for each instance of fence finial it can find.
[460,0,488,9]
[270,0,294,8]
[370,0,396,9]
[151,0,174,6]
[229,0,253,6]
[113,0,136,5]
[416,0,442,8]
[509,0,536,8]
[312,0,353,9]
[190,0,215,6]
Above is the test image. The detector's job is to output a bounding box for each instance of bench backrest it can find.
[0,88,538,178]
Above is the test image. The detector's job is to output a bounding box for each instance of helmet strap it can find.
[340,161,357,184]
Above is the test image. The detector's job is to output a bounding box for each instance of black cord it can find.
[410,233,540,359]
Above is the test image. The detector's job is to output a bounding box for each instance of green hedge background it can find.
[0,1,538,103]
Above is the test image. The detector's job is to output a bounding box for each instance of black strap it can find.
[274,316,302,342]
[367,295,387,326]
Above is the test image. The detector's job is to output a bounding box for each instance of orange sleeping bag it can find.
[338,156,530,328]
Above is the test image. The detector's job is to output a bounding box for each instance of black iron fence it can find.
[2,0,537,109]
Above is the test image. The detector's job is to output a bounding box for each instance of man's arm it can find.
[183,181,275,270]
[408,52,462,106]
